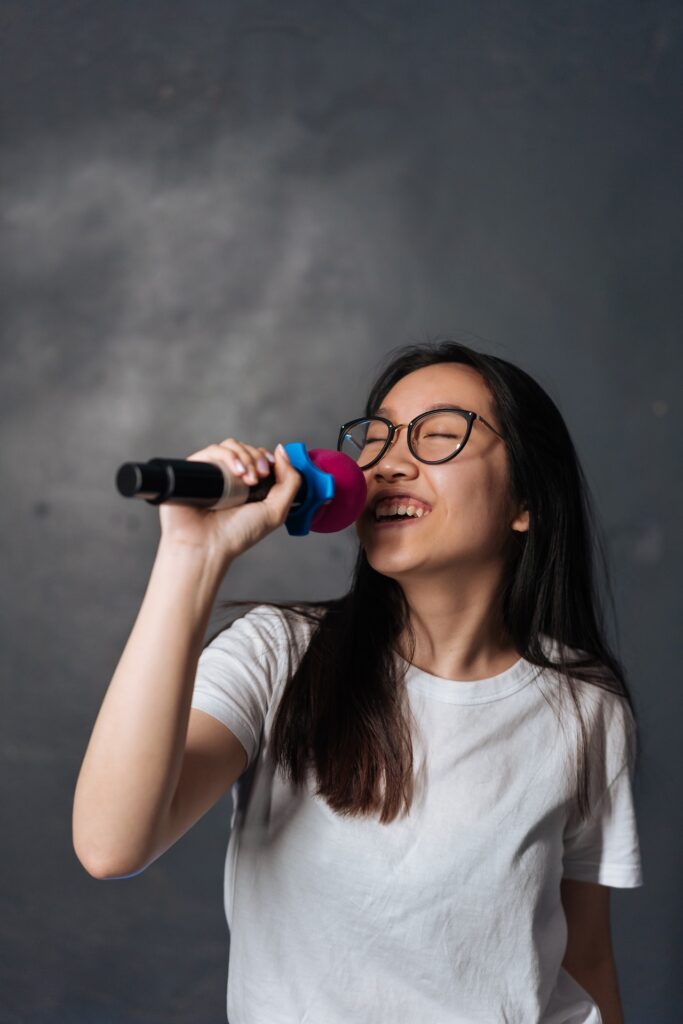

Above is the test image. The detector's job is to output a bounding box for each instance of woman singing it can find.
[73,340,643,1023]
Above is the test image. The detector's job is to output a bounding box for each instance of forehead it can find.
[376,363,493,418]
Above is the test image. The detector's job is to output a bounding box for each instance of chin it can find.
[363,547,423,577]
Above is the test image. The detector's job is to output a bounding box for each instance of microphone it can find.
[115,442,367,536]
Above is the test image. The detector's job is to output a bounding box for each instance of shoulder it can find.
[211,602,325,661]
[537,634,636,782]
[538,634,632,716]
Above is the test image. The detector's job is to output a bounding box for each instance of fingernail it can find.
[257,457,269,473]
[276,443,289,461]
[234,459,246,473]
[265,451,275,464]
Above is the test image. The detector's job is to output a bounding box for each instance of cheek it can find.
[439,470,507,532]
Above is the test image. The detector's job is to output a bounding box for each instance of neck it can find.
[395,561,517,681]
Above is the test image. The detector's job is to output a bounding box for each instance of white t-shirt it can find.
[190,605,643,1024]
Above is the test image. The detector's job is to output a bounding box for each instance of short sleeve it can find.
[562,692,643,888]
[190,605,303,771]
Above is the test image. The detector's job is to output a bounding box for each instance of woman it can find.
[73,341,643,1024]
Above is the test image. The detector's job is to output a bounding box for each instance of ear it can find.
[510,502,529,533]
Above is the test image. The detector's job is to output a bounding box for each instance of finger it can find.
[204,439,260,484]
[220,440,274,484]
[218,439,258,480]
[239,443,275,480]
[188,441,254,483]
[257,446,276,470]
[264,445,302,522]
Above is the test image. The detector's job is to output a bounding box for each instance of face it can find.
[355,363,529,581]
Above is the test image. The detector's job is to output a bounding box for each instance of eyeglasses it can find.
[337,407,506,470]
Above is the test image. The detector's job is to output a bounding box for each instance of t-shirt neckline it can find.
[396,651,539,705]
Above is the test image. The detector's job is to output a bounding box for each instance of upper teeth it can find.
[375,503,430,519]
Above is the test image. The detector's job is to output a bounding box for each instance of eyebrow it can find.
[375,402,465,417]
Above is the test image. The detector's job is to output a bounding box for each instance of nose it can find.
[369,424,418,478]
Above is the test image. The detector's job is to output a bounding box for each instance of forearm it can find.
[72,540,229,876]
[564,957,624,1024]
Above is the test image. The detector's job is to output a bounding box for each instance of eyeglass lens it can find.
[340,410,469,467]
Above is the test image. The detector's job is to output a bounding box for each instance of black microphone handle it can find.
[115,458,305,511]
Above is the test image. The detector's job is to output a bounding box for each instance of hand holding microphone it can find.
[157,438,301,564]
[116,436,368,566]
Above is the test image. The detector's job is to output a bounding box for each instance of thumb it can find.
[266,444,302,514]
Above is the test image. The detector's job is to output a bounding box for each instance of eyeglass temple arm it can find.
[477,414,506,441]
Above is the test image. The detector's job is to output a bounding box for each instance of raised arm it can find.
[72,439,299,878]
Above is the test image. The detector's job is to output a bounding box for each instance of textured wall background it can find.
[2,2,681,1021]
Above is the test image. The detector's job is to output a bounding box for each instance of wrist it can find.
[156,536,234,584]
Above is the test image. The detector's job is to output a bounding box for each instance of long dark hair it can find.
[206,340,639,825]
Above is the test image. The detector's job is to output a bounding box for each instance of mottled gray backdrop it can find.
[2,2,681,1022]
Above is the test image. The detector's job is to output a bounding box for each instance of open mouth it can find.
[372,507,432,526]
[368,495,433,529]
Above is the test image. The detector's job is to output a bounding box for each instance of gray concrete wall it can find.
[2,2,680,1021]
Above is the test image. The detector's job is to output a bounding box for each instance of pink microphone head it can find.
[307,449,368,533]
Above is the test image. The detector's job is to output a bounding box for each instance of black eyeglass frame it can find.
[337,407,507,470]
